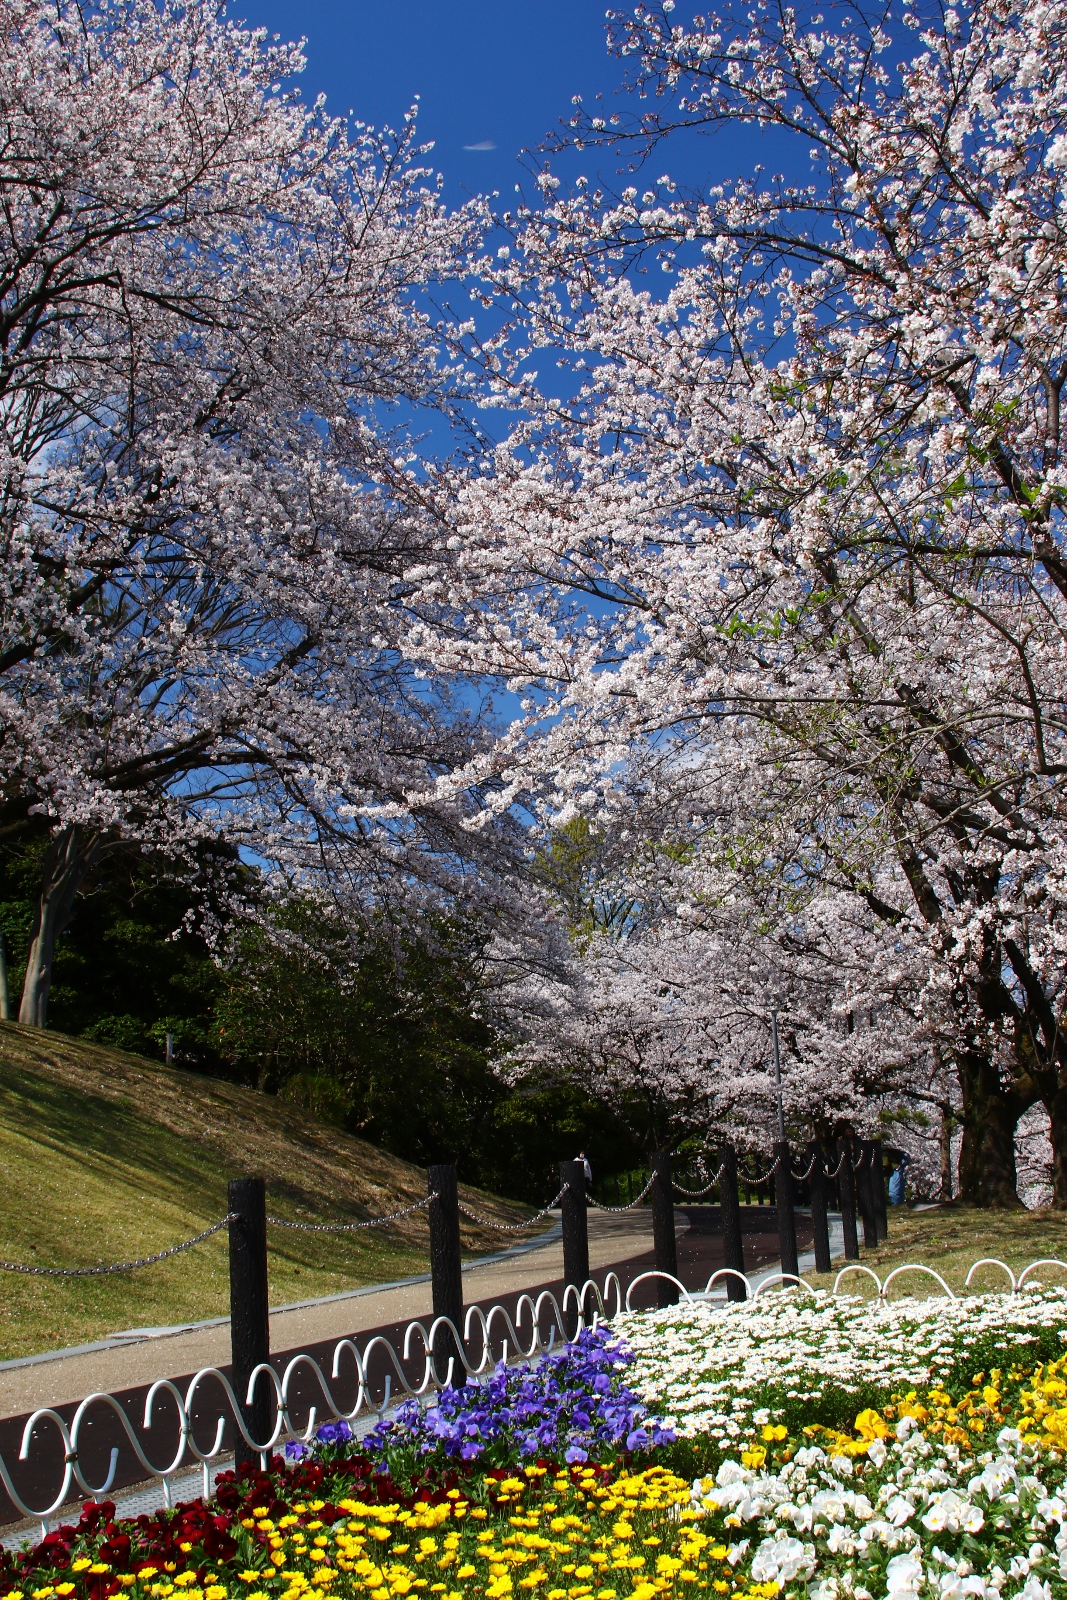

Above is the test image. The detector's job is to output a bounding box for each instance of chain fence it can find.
[0,1189,450,1276]
[671,1145,876,1192]
[740,1156,781,1186]
[266,1195,437,1232]
[791,1154,820,1182]
[587,1173,658,1211]
[456,1187,568,1232]
[671,1164,726,1198]
[0,1215,237,1278]
[0,1139,879,1279]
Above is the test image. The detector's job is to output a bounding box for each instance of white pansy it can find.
[885,1496,917,1526]
[937,1576,986,1598]
[886,1552,925,1593]
[922,1491,983,1534]
[751,1535,816,1582]
[969,1461,1018,1499]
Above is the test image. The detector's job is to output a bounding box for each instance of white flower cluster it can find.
[614,1290,1067,1440]
[690,1423,1067,1600]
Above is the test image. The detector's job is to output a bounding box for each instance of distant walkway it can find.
[0,1210,622,1418]
[0,1202,817,1418]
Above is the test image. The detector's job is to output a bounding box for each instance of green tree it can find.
[0,830,226,1068]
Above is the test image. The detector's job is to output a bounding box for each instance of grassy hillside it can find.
[0,1022,533,1361]
[804,1203,1067,1295]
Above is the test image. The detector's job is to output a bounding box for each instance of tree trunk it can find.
[0,928,9,1021]
[18,825,103,1027]
[955,1047,1028,1207]
[938,1103,955,1200]
[1043,1089,1067,1209]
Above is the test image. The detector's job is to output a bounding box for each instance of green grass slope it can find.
[0,1022,531,1361]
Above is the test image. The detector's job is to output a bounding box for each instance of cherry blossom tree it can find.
[407,0,1067,1203]
[0,0,529,1025]
[510,806,940,1162]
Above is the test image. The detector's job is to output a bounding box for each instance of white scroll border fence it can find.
[0,1273,624,1538]
[622,1254,1067,1309]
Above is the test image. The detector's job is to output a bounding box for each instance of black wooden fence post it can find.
[807,1142,832,1274]
[719,1143,747,1299]
[774,1141,799,1282]
[650,1150,679,1306]
[872,1139,889,1242]
[228,1176,270,1472]
[857,1140,879,1249]
[837,1138,860,1260]
[560,1158,590,1308]
[427,1163,465,1386]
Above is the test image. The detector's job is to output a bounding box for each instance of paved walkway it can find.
[0,1210,668,1419]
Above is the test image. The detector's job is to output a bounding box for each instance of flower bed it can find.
[7,1288,1067,1600]
[614,1288,1067,1445]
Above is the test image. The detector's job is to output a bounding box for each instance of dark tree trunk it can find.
[955,1047,1028,1208]
[1043,1091,1067,1209]
[18,825,103,1027]
[0,928,9,1021]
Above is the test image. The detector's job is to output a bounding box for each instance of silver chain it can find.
[456,1186,568,1232]
[0,1215,237,1278]
[791,1156,819,1182]
[740,1156,781,1186]
[672,1164,727,1197]
[823,1153,846,1179]
[266,1194,436,1232]
[588,1173,658,1211]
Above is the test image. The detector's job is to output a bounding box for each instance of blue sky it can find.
[235,0,792,208]
[238,0,621,205]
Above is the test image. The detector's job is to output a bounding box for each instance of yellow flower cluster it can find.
[1014,1353,1067,1449]
[742,1360,1046,1470]
[154,1467,744,1600]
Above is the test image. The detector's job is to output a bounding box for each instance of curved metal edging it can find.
[8,1255,1066,1534]
[964,1258,1016,1292]
[1017,1259,1067,1288]
[880,1264,957,1301]
[623,1271,693,1311]
[703,1268,752,1299]
[563,1278,607,1326]
[752,1272,818,1298]
[832,1263,883,1296]
[465,1302,520,1370]
[9,1409,75,1529]
[601,1272,624,1319]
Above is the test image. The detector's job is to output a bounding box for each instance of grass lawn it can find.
[803,1202,1067,1296]
[0,1022,536,1361]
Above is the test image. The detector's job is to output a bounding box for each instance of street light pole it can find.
[771,1010,785,1142]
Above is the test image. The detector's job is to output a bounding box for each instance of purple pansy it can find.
[304,1324,675,1473]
